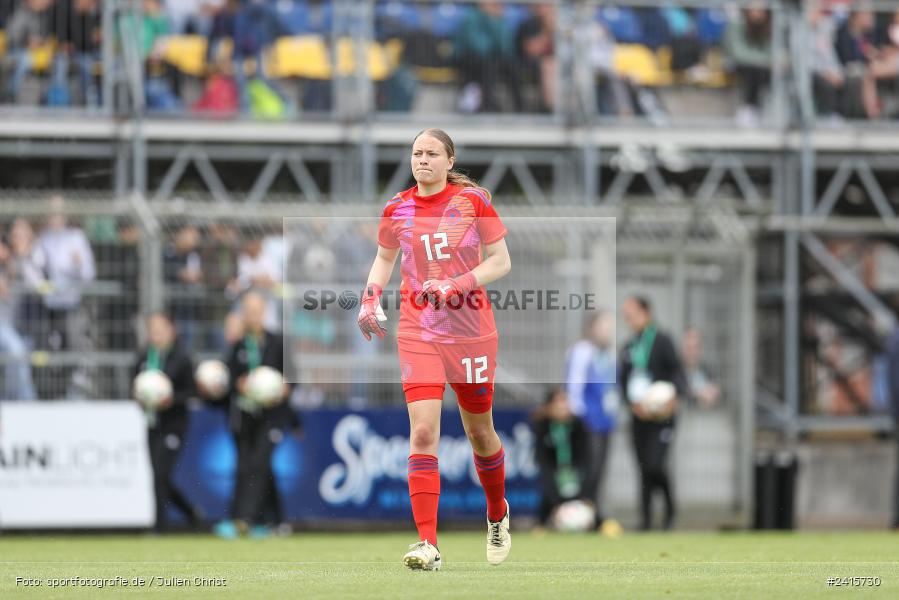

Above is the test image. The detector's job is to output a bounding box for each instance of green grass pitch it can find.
[2,531,898,599]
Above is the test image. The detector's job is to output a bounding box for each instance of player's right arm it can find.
[358,244,399,341]
[365,244,399,291]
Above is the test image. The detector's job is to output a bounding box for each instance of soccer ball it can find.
[133,370,173,409]
[195,359,229,400]
[642,380,676,417]
[552,499,596,533]
[246,366,285,408]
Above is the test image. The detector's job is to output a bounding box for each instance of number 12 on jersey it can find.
[421,232,449,261]
[461,356,488,384]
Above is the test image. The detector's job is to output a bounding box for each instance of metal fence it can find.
[0,195,756,525]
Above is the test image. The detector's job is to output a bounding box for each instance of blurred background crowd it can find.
[0,1,897,123]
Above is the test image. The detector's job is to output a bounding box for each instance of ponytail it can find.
[447,170,480,189]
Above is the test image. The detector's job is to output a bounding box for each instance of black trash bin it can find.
[754,450,799,530]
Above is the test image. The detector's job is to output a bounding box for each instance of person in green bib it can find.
[134,312,203,533]
[214,291,299,538]
[620,296,687,531]
[532,388,591,527]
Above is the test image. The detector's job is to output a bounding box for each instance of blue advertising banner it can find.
[171,408,539,523]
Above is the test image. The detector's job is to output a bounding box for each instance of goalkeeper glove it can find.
[357,283,387,340]
[418,272,477,310]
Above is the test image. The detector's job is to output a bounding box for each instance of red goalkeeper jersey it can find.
[378,183,507,343]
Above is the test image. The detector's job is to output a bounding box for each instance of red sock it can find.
[473,447,506,522]
[408,454,440,546]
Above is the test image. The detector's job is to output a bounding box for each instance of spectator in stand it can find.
[565,0,639,119]
[34,196,96,353]
[31,197,96,399]
[4,0,54,103]
[201,223,240,352]
[724,4,773,127]
[117,0,170,63]
[657,6,703,75]
[0,234,37,401]
[227,236,281,330]
[681,328,721,409]
[54,0,102,107]
[454,2,522,113]
[7,219,46,350]
[805,2,846,121]
[165,0,223,36]
[0,2,17,26]
[163,225,204,352]
[516,3,557,113]
[861,10,899,119]
[206,0,238,62]
[117,0,176,110]
[835,8,876,66]
[232,0,286,115]
[835,8,877,118]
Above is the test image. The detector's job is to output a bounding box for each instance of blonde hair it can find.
[413,128,480,189]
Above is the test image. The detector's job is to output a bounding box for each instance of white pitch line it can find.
[2,561,898,565]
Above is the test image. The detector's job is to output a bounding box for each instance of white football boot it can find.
[403,540,442,571]
[486,499,511,565]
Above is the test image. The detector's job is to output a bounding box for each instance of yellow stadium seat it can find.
[413,66,458,85]
[30,40,56,73]
[0,31,6,58]
[613,44,668,87]
[161,35,208,77]
[269,35,331,80]
[336,38,391,81]
[384,38,404,71]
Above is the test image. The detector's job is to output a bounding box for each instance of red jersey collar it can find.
[412,183,460,203]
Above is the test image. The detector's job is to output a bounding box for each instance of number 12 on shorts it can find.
[461,356,488,384]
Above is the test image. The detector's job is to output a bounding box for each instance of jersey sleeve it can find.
[377,197,401,249]
[474,190,507,245]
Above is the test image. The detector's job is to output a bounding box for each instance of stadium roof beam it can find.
[21,115,899,153]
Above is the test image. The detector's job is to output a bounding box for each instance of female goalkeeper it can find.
[357,128,512,571]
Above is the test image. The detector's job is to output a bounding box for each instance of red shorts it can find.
[397,336,498,414]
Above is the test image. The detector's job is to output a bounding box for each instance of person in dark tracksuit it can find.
[134,312,203,533]
[214,291,299,538]
[620,296,687,531]
[532,388,591,527]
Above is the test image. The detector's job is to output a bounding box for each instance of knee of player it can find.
[465,424,496,452]
[410,422,439,450]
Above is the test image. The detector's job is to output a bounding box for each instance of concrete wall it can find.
[796,441,897,529]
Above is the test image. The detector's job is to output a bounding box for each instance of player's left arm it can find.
[419,238,510,309]
[469,237,512,287]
